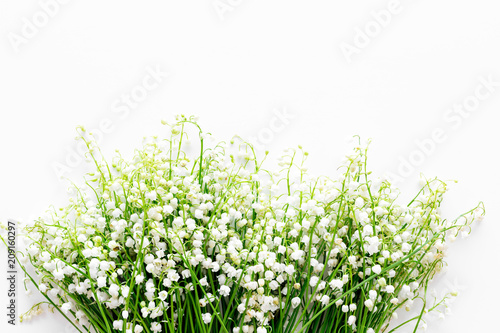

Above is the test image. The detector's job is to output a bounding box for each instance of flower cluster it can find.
[5,115,484,333]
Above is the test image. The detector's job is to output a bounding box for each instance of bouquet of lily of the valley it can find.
[2,115,484,333]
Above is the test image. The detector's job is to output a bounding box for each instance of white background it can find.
[1,1,499,332]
